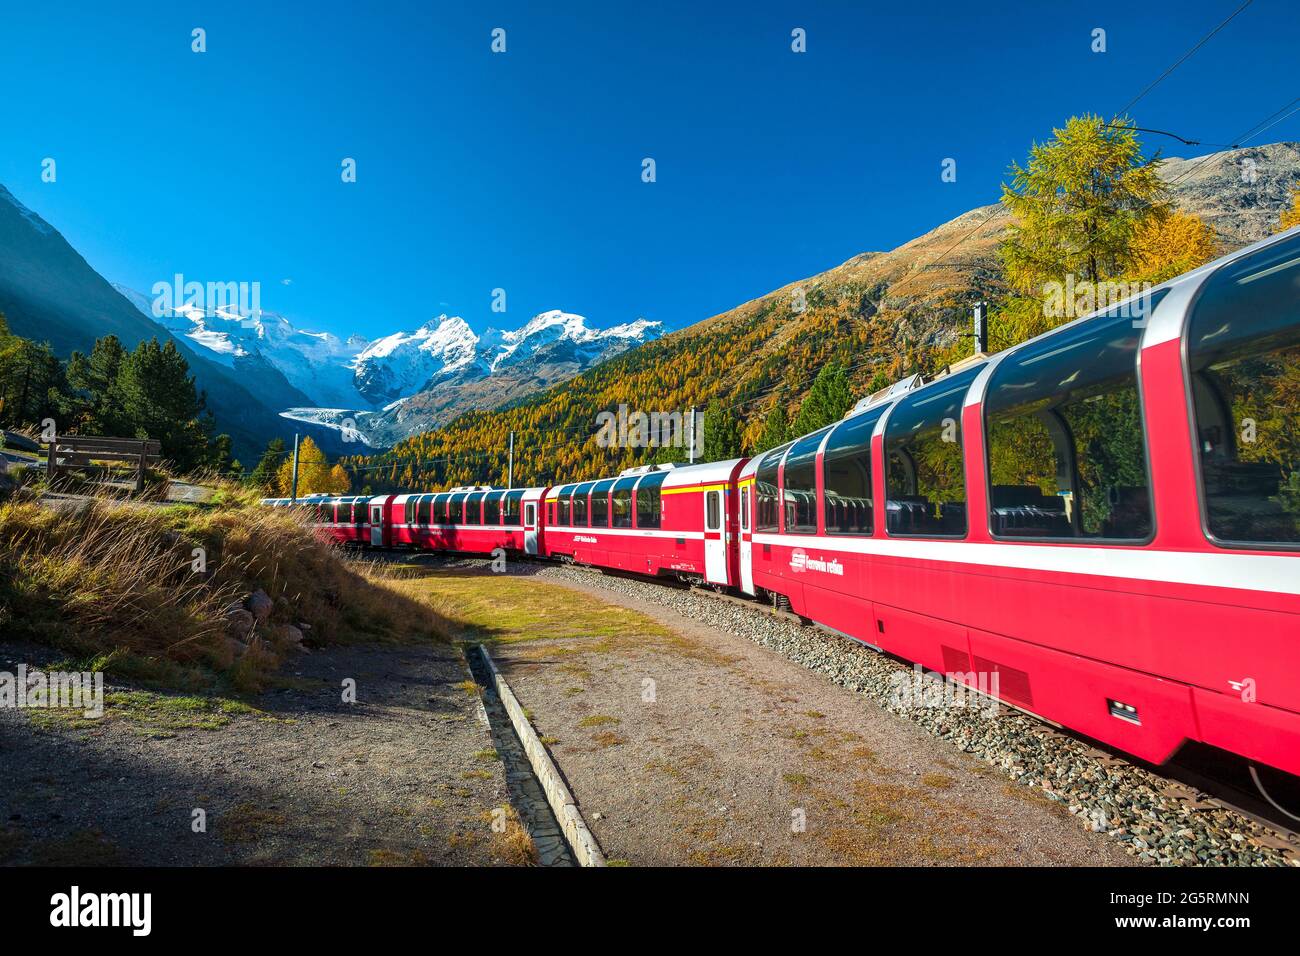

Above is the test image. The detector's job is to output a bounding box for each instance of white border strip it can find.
[475,645,606,868]
[752,531,1300,597]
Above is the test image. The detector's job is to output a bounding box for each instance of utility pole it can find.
[688,405,696,464]
[973,301,989,355]
[507,430,514,488]
[290,432,300,503]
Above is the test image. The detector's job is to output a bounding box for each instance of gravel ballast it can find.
[525,562,1298,868]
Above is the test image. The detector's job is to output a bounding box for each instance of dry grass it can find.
[0,482,451,691]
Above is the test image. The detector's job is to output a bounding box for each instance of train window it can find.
[985,301,1161,542]
[755,443,792,533]
[557,485,574,526]
[740,486,749,531]
[706,489,721,530]
[612,477,637,528]
[415,496,430,526]
[1188,234,1300,546]
[635,473,667,529]
[885,366,983,537]
[353,502,366,525]
[783,427,830,534]
[590,479,613,526]
[484,492,503,525]
[572,482,594,526]
[525,502,536,527]
[503,491,523,526]
[466,492,486,525]
[823,409,884,535]
[447,493,466,524]
[431,494,447,524]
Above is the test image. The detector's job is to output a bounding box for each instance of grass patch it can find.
[591,730,627,747]
[921,773,956,790]
[217,803,288,844]
[577,714,620,728]
[0,485,452,693]
[473,748,501,762]
[391,572,676,648]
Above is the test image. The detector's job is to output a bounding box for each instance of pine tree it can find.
[791,362,852,436]
[249,438,287,490]
[754,403,792,454]
[701,399,742,461]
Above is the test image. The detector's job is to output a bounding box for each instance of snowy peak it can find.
[352,314,482,404]
[114,283,663,441]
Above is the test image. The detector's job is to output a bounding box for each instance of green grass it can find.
[391,571,676,647]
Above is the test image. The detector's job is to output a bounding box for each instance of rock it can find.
[246,589,274,623]
[224,607,255,641]
[223,636,246,659]
[281,624,305,649]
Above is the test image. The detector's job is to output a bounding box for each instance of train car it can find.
[541,460,745,588]
[388,486,547,555]
[741,226,1300,777]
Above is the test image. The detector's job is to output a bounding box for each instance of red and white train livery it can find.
[267,226,1300,780]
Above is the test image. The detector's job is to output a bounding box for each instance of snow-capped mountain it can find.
[115,286,663,446]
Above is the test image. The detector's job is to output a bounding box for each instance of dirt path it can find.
[481,568,1137,867]
[0,639,529,866]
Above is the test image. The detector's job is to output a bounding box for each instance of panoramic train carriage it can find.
[743,226,1300,776]
[389,486,544,554]
[541,460,745,587]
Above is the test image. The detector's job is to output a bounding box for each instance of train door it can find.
[739,484,754,595]
[370,500,384,547]
[704,489,726,584]
[524,501,539,555]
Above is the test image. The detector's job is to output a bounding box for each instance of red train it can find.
[265,226,1300,781]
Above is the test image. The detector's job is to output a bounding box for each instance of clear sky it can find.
[1,0,1295,341]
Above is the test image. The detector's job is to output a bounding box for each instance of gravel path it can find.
[526,563,1298,867]
[0,639,528,866]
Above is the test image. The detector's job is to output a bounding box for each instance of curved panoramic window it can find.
[465,491,486,525]
[557,485,574,526]
[415,496,431,527]
[885,366,982,537]
[1188,233,1300,546]
[783,428,830,534]
[483,491,503,525]
[611,477,637,528]
[432,493,449,524]
[635,472,668,529]
[823,409,884,536]
[755,443,791,533]
[589,479,613,527]
[985,300,1162,541]
[447,493,466,524]
[503,490,523,526]
[572,482,593,526]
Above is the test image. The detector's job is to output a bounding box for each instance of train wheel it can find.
[1249,764,1300,822]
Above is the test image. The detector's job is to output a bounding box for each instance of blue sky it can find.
[0,0,1295,341]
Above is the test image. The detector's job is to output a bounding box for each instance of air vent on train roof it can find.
[618,463,677,477]
[846,373,924,417]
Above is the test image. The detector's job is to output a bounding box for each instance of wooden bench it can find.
[46,436,163,493]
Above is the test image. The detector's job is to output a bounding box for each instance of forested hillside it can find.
[347,130,1300,493]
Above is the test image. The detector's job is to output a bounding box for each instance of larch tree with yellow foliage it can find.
[1279,186,1300,233]
[1128,210,1219,284]
[276,435,349,496]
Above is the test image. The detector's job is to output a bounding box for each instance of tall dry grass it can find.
[0,483,449,690]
